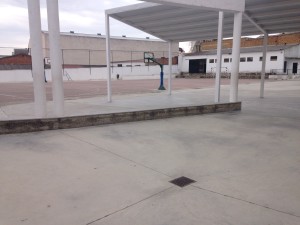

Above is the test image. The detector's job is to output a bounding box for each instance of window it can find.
[230,58,232,62]
[215,59,217,63]
[209,59,214,63]
[224,58,230,63]
[247,57,253,62]
[270,56,278,61]
[240,57,246,62]
[259,57,263,61]
[117,64,122,67]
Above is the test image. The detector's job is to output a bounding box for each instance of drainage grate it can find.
[169,176,196,187]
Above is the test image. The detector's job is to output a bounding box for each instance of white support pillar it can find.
[230,12,242,102]
[105,13,112,102]
[46,0,64,116]
[27,0,47,118]
[168,41,172,95]
[260,33,268,98]
[215,11,224,103]
[178,52,183,74]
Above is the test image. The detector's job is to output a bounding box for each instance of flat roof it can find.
[185,45,297,56]
[106,0,300,42]
[41,31,165,42]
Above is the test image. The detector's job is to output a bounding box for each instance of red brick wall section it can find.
[199,32,300,51]
[156,57,178,65]
[0,54,32,65]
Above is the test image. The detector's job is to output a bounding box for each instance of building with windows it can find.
[181,44,300,75]
[181,33,300,75]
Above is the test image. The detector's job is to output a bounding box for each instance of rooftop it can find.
[185,44,298,56]
[42,31,165,42]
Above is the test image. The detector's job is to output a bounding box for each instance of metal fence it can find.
[0,47,178,71]
[271,69,300,75]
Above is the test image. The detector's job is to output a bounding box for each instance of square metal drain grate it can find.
[169,176,196,187]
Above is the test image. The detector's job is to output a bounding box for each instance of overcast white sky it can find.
[0,0,188,51]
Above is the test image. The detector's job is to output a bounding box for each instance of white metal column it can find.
[230,12,242,102]
[105,13,112,102]
[46,0,64,116]
[27,0,47,118]
[261,33,268,98]
[168,41,172,95]
[243,13,268,99]
[215,11,224,103]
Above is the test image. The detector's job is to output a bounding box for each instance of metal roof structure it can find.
[106,0,300,42]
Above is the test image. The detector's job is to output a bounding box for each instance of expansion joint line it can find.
[192,185,300,219]
[60,131,172,178]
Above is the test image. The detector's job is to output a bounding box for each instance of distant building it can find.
[181,44,300,75]
[36,31,178,67]
[192,32,300,52]
[13,48,29,55]
[181,33,300,75]
[0,54,32,70]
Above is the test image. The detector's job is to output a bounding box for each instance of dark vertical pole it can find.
[131,51,133,72]
[61,49,65,76]
[89,50,91,75]
[111,51,114,73]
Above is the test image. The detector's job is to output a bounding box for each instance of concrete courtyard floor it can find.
[0,80,300,225]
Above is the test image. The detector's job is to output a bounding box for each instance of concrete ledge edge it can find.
[0,102,241,135]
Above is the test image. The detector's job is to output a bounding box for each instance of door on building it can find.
[292,63,298,74]
[284,61,287,74]
[189,59,207,73]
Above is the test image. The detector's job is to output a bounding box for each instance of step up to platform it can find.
[0,102,241,135]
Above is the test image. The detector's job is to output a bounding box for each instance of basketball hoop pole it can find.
[144,52,166,90]
[158,64,166,90]
[147,57,165,90]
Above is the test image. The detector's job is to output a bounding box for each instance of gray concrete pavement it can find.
[0,80,300,225]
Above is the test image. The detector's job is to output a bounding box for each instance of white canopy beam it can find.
[230,12,243,103]
[168,42,172,95]
[105,13,112,103]
[243,13,267,34]
[46,0,64,117]
[143,0,245,12]
[243,12,268,99]
[260,34,268,98]
[215,11,224,103]
[27,0,47,118]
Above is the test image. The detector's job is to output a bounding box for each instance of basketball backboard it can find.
[144,52,154,63]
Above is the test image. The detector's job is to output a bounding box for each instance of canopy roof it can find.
[106,0,300,42]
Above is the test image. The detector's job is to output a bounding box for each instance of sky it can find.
[0,0,189,54]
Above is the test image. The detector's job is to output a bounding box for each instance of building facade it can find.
[39,31,178,67]
[182,45,300,74]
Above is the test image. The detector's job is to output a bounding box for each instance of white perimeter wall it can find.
[0,65,178,83]
[182,51,285,73]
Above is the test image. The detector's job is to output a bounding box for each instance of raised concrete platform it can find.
[0,102,241,134]
[0,86,242,134]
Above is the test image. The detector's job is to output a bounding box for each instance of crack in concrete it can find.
[60,131,173,178]
[85,187,174,225]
